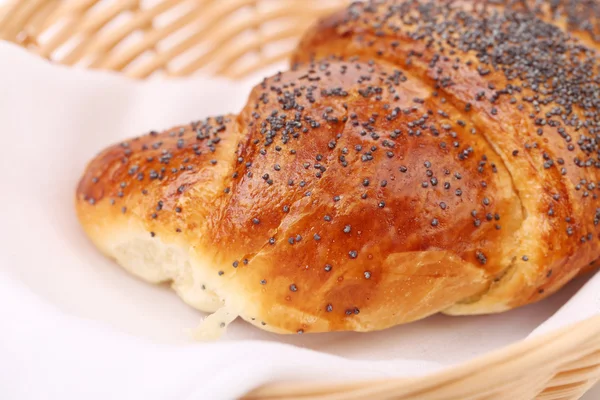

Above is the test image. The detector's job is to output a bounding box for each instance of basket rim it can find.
[246,313,600,399]
[0,0,347,80]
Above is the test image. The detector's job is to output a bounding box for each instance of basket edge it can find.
[245,314,600,400]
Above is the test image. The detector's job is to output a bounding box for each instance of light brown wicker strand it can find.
[122,0,218,77]
[0,0,347,79]
[213,26,305,76]
[213,1,343,78]
[249,0,263,77]
[35,0,101,58]
[21,0,58,47]
[86,0,187,69]
[540,360,600,399]
[124,0,318,79]
[123,0,253,78]
[37,0,97,32]
[0,0,45,42]
[543,355,600,400]
[0,0,22,39]
[547,353,600,388]
[478,372,550,400]
[227,51,291,80]
[171,5,338,78]
[126,0,325,79]
[540,379,599,400]
[347,332,597,400]
[0,0,346,79]
[527,340,600,399]
[95,0,212,71]
[137,0,162,75]
[171,6,287,77]
[0,0,30,40]
[245,315,600,400]
[40,0,139,60]
[59,0,140,65]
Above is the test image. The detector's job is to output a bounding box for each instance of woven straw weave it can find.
[0,0,346,79]
[1,1,599,399]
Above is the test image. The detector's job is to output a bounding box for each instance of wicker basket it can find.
[1,1,599,399]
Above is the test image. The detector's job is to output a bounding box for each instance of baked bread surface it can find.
[76,0,600,334]
[293,0,600,316]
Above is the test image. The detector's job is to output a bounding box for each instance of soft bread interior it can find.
[108,228,240,338]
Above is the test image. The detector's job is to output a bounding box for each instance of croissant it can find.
[76,0,600,335]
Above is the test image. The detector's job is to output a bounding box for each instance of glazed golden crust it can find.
[77,116,238,253]
[293,0,600,314]
[213,64,524,331]
[77,0,600,334]
[76,62,521,333]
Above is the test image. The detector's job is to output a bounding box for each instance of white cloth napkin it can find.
[0,41,598,400]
